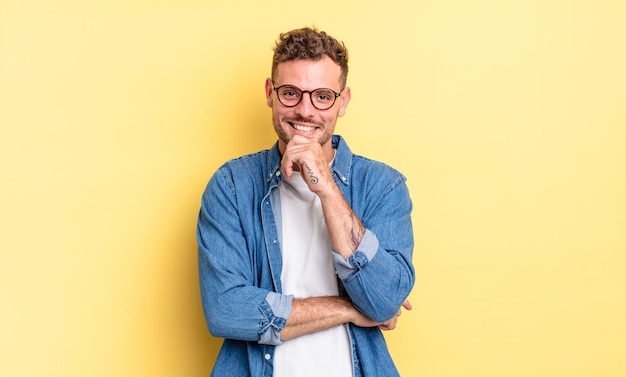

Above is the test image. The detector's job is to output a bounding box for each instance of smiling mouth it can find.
[289,122,317,132]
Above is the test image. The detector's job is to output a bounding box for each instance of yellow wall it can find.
[2,1,625,376]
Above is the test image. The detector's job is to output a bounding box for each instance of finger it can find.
[281,152,301,179]
[281,159,294,179]
[291,134,310,145]
[381,320,396,331]
[402,299,413,311]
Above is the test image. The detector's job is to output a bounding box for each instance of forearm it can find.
[318,185,365,259]
[280,296,373,341]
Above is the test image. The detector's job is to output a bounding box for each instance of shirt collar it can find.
[330,135,352,186]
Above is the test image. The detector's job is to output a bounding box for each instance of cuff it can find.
[258,292,293,345]
[332,229,379,279]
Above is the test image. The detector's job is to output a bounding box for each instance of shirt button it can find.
[276,171,281,177]
[264,353,271,360]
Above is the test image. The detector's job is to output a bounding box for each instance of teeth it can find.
[292,123,315,132]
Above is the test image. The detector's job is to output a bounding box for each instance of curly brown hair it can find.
[271,27,349,89]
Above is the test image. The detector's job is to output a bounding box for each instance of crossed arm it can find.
[281,296,412,341]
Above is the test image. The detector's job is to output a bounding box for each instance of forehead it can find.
[274,56,342,90]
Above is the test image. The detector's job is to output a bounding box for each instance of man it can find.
[197,27,415,377]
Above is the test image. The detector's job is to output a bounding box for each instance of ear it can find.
[265,78,274,108]
[337,86,351,117]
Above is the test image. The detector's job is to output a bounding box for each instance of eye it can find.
[279,87,300,99]
[314,89,335,103]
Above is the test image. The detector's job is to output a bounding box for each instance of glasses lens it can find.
[311,89,337,110]
[277,86,302,106]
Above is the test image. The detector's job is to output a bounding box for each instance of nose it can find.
[294,92,316,118]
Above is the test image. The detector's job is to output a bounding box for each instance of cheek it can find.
[273,108,286,121]
[323,109,341,123]
[277,107,298,120]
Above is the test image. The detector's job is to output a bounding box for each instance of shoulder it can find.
[333,135,406,188]
[206,149,273,195]
[342,152,412,219]
[350,153,407,188]
[219,150,271,175]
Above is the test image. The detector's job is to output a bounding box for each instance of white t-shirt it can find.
[273,171,353,377]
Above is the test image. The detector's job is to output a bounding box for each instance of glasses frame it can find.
[272,82,342,111]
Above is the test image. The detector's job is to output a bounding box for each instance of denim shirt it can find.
[197,135,415,377]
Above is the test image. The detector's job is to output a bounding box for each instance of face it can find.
[265,56,351,161]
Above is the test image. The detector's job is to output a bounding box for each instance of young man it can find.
[197,27,415,377]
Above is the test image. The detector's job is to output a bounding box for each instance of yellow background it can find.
[1,0,625,376]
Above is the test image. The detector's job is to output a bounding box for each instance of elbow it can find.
[368,305,403,323]
[358,278,415,323]
[206,312,254,341]
[204,309,230,339]
[356,294,409,323]
[206,317,227,339]
[201,294,241,339]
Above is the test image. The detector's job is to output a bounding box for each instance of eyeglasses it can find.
[272,83,342,110]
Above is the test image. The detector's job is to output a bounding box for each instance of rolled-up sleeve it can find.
[258,292,293,345]
[331,229,379,279]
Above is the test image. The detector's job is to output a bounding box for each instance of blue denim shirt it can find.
[197,135,414,377]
